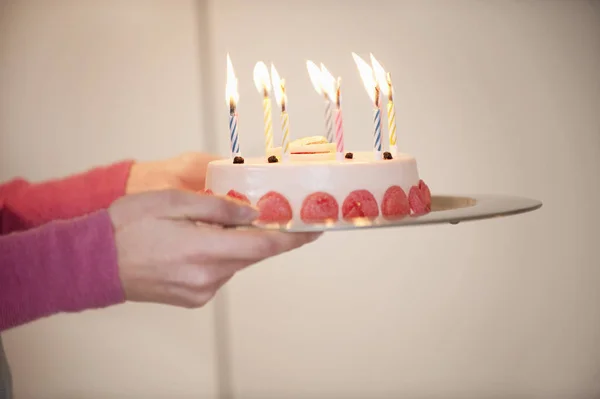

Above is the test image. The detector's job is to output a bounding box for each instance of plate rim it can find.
[249,194,543,232]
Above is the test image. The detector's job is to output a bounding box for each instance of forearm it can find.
[0,160,133,233]
[0,210,125,332]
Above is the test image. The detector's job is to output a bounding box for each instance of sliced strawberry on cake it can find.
[257,191,293,223]
[408,185,430,215]
[381,185,410,219]
[300,192,339,223]
[342,190,379,219]
[226,189,250,205]
[418,180,431,209]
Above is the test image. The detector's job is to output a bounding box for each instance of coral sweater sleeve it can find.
[0,161,133,332]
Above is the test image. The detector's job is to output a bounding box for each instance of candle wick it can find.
[263,87,269,98]
[229,99,236,115]
[280,80,287,112]
[374,86,381,108]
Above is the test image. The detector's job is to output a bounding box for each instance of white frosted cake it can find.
[204,136,431,224]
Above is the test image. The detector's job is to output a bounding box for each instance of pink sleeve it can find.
[0,210,125,332]
[0,160,133,234]
[0,161,133,331]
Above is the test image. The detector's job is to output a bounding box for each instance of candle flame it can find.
[306,60,323,95]
[370,54,390,97]
[253,61,271,96]
[336,77,342,106]
[270,63,286,109]
[320,63,337,103]
[225,53,239,110]
[352,52,377,104]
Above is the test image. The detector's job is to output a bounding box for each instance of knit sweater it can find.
[0,160,133,331]
[0,161,133,399]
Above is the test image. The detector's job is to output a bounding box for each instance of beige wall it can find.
[0,1,219,398]
[2,1,600,398]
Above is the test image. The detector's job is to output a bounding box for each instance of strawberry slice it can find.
[342,190,379,219]
[381,185,410,219]
[418,180,431,208]
[257,191,293,223]
[408,186,430,215]
[300,192,339,223]
[226,189,250,205]
[202,188,214,195]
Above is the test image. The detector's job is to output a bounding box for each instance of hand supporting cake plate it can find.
[249,194,542,232]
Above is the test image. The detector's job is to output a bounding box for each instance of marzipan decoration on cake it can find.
[206,180,432,223]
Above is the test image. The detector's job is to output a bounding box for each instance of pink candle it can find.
[335,78,345,160]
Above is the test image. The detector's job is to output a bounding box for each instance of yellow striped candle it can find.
[281,109,290,158]
[253,62,274,156]
[386,73,397,156]
[270,63,291,162]
[263,96,273,152]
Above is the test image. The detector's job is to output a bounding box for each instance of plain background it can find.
[1,0,600,398]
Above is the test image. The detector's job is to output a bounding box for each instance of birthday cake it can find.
[204,136,431,224]
[204,53,432,224]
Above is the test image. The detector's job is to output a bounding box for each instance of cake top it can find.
[225,53,402,163]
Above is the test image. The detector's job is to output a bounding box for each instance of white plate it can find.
[250,194,542,232]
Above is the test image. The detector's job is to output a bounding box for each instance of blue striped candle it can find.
[229,111,240,156]
[373,107,382,159]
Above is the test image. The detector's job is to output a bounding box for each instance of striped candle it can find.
[387,100,397,156]
[373,107,382,159]
[335,109,344,158]
[281,110,290,159]
[373,86,382,159]
[324,97,335,144]
[334,79,344,160]
[226,54,240,158]
[386,73,397,156]
[263,96,273,152]
[229,109,240,156]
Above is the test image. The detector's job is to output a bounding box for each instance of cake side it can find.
[205,151,431,223]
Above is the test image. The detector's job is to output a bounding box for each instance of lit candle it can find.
[352,52,382,160]
[320,64,345,160]
[371,54,397,156]
[225,54,240,157]
[306,60,335,144]
[271,64,290,161]
[334,78,345,160]
[253,61,274,155]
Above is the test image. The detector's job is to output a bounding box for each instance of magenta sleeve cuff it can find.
[0,210,125,332]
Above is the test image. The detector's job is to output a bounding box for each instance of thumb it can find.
[165,192,259,225]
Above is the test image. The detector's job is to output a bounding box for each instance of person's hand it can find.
[126,152,219,194]
[108,189,321,308]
